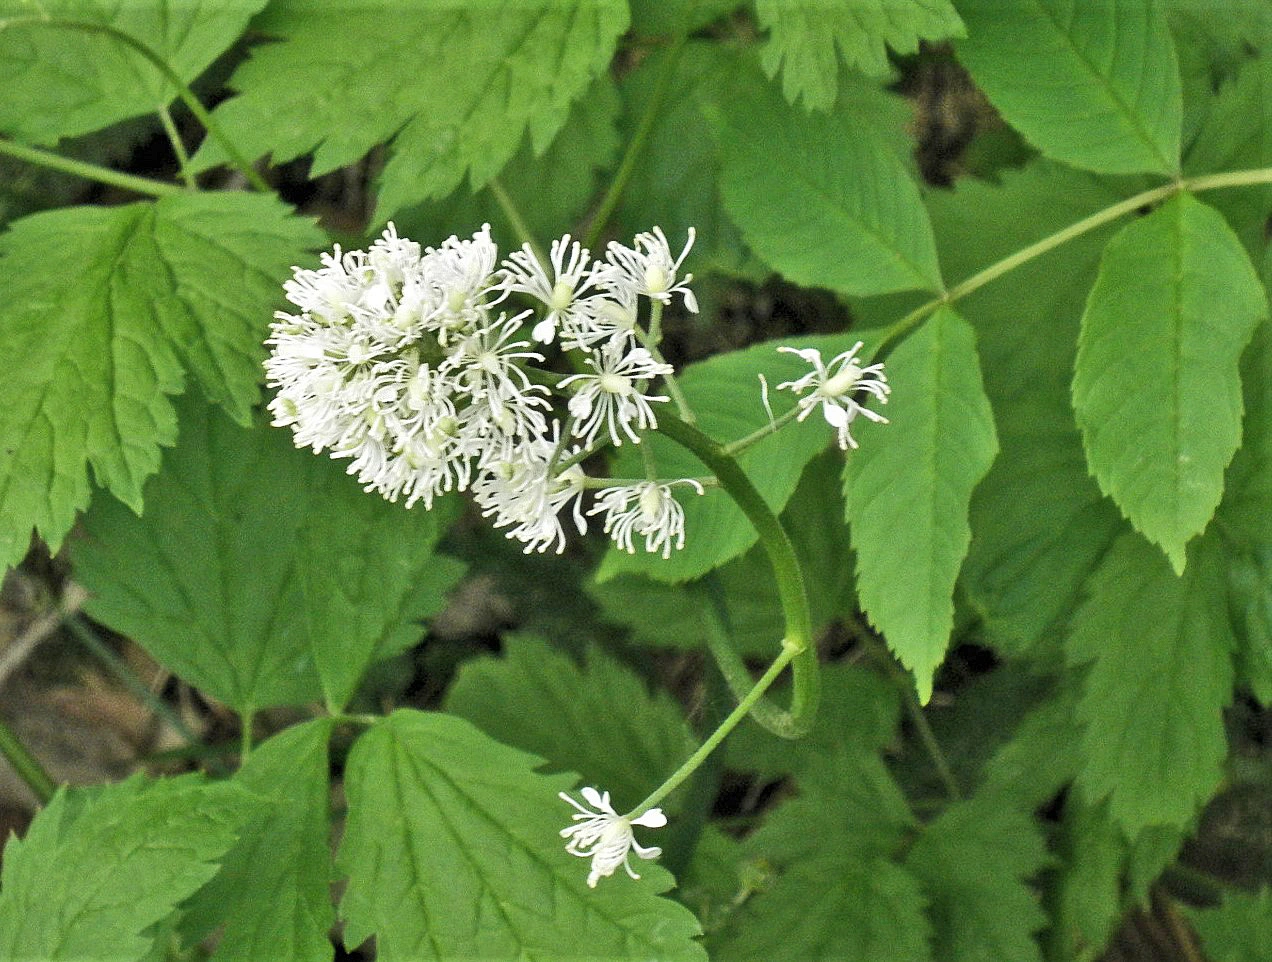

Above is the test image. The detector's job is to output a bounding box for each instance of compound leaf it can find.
[1072,193,1267,573]
[1066,531,1235,835]
[74,398,463,715]
[0,0,268,143]
[193,0,627,220]
[846,307,998,702]
[0,193,321,570]
[0,776,257,962]
[337,710,706,962]
[955,0,1182,175]
[756,0,963,107]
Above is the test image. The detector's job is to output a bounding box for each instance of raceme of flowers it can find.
[266,224,704,556]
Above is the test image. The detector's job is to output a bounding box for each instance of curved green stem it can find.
[2,15,269,191]
[698,577,810,738]
[872,165,1272,356]
[0,716,56,804]
[158,103,194,189]
[583,33,688,251]
[0,136,182,198]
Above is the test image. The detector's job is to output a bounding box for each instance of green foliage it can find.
[192,0,628,219]
[180,720,336,962]
[0,775,258,962]
[955,0,1183,175]
[0,0,267,143]
[444,634,696,812]
[1072,193,1268,573]
[1066,532,1236,836]
[337,710,706,961]
[755,0,964,107]
[1190,888,1272,962]
[710,61,944,296]
[845,307,998,702]
[73,397,464,715]
[0,193,320,570]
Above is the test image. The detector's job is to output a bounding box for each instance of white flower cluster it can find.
[559,787,667,888]
[266,224,702,555]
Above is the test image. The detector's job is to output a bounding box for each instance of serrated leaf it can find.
[1050,797,1126,959]
[0,193,322,570]
[710,63,943,296]
[0,0,267,143]
[73,397,464,715]
[337,709,706,962]
[0,776,257,962]
[1190,888,1272,962]
[1072,193,1267,573]
[596,334,849,583]
[444,634,695,813]
[181,720,335,962]
[921,161,1127,651]
[192,0,627,220]
[715,737,926,962]
[954,0,1183,176]
[756,0,963,106]
[980,681,1083,811]
[629,0,742,37]
[1220,321,1272,547]
[904,793,1048,962]
[396,75,620,247]
[591,449,856,655]
[1066,531,1235,834]
[845,307,998,702]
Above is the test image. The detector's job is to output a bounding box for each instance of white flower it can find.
[590,479,705,558]
[559,787,667,888]
[558,340,672,447]
[498,234,599,344]
[470,435,588,553]
[598,226,698,313]
[776,342,890,450]
[564,285,640,351]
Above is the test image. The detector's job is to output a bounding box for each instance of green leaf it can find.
[845,307,998,702]
[710,63,944,296]
[1227,544,1272,704]
[444,634,695,813]
[1073,193,1268,573]
[756,0,963,106]
[629,0,742,37]
[591,449,856,655]
[73,397,464,715]
[1190,888,1272,962]
[1049,798,1126,959]
[193,0,627,220]
[181,720,335,962]
[714,738,926,962]
[1066,531,1235,835]
[396,75,620,248]
[0,776,257,962]
[922,161,1127,651]
[0,193,322,570]
[954,0,1183,176]
[337,710,706,962]
[904,792,1049,962]
[980,681,1083,811]
[1220,321,1272,547]
[0,0,267,143]
[596,334,848,583]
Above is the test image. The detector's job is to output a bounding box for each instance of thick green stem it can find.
[2,15,269,191]
[0,136,182,198]
[0,716,56,804]
[583,34,688,251]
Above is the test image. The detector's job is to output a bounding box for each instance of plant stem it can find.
[583,34,688,251]
[2,15,270,191]
[158,103,194,189]
[0,716,56,804]
[871,165,1272,355]
[488,177,545,268]
[627,643,797,818]
[0,136,182,198]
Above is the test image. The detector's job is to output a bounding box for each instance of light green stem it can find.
[583,34,688,251]
[158,103,194,189]
[489,177,545,268]
[0,136,181,198]
[0,716,56,804]
[2,15,270,191]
